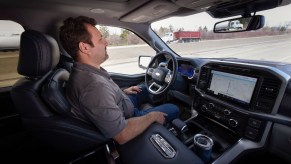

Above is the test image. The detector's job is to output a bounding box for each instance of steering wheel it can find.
[145,51,178,95]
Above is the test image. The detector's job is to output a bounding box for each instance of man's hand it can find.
[147,111,167,125]
[114,111,167,144]
[123,86,142,94]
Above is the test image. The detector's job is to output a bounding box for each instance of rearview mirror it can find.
[214,15,265,33]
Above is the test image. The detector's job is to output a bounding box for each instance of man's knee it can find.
[164,103,180,121]
[166,103,179,111]
[138,83,146,90]
[171,104,180,116]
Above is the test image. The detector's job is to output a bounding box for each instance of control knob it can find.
[201,105,208,112]
[229,119,238,127]
[208,103,215,109]
[224,109,231,115]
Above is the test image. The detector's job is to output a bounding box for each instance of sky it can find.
[151,3,291,31]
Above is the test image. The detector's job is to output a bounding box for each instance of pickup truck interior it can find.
[0,0,291,164]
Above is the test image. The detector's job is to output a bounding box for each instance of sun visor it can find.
[172,0,233,11]
[120,1,179,23]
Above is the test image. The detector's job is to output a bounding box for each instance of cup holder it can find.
[193,134,214,163]
[171,119,229,162]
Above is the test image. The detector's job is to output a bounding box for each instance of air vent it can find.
[197,66,209,89]
[199,66,209,81]
[258,78,281,100]
[255,78,281,113]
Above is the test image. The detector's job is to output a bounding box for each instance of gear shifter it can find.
[172,118,188,133]
[171,118,188,142]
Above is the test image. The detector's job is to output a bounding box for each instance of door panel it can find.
[0,87,24,136]
[0,87,27,158]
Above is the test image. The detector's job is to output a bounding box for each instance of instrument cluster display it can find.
[178,63,195,79]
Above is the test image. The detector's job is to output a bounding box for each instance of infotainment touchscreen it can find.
[208,70,257,105]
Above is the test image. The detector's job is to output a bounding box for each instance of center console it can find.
[173,60,286,163]
[194,61,282,141]
[117,123,204,164]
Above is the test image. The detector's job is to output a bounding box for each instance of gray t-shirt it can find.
[66,62,134,138]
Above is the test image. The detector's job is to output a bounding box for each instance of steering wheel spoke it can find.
[164,70,172,84]
[147,68,154,76]
[148,82,164,93]
[158,62,168,68]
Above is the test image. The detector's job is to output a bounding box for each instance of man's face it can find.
[85,24,109,65]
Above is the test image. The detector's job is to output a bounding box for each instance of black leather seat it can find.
[41,68,71,115]
[11,30,109,161]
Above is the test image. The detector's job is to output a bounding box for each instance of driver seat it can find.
[11,30,110,162]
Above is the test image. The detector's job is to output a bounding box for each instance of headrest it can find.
[17,30,60,78]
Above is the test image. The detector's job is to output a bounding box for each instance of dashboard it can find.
[173,58,291,142]
[196,61,285,113]
[169,57,291,163]
[195,61,287,140]
[173,58,291,116]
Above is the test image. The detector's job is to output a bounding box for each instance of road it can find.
[104,34,291,74]
[1,34,291,86]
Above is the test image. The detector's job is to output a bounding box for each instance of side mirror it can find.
[138,56,152,69]
[214,15,265,33]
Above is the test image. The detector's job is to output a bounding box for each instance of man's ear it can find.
[78,42,90,54]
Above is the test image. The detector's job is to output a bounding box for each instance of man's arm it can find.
[114,111,166,145]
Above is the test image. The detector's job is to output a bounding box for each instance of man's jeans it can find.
[127,85,179,122]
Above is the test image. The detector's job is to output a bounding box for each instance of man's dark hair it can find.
[59,16,96,61]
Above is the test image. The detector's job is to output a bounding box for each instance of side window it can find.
[97,25,155,74]
[0,20,24,87]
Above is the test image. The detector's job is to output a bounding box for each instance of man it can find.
[59,16,179,144]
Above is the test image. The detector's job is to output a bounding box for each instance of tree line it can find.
[99,22,291,46]
[153,22,291,40]
[99,26,145,46]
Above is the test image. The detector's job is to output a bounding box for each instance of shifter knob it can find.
[172,118,188,134]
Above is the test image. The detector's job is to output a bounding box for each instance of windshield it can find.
[151,4,291,63]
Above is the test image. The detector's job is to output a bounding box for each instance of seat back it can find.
[57,52,74,73]
[41,68,71,115]
[11,30,109,161]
